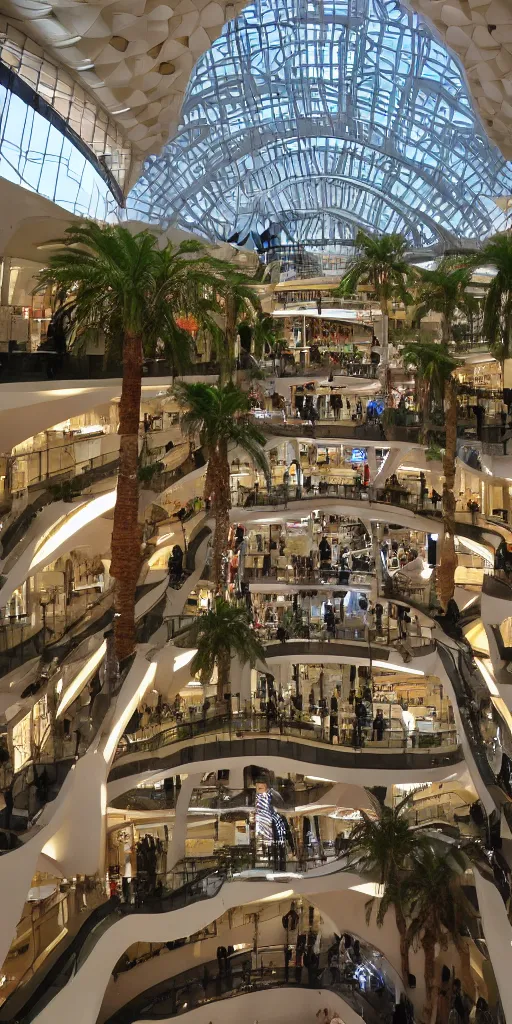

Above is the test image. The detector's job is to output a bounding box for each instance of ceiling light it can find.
[57,642,106,717]
[30,490,116,569]
[173,649,196,672]
[104,662,157,762]
[111,107,131,114]
[373,661,425,676]
[475,657,499,696]
[54,36,82,47]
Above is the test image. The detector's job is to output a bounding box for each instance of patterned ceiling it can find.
[1,0,512,173]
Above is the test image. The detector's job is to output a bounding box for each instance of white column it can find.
[366,445,377,484]
[1,257,11,307]
[166,772,202,871]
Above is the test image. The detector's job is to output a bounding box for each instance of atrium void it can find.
[127,0,512,249]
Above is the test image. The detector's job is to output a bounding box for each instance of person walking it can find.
[372,708,386,741]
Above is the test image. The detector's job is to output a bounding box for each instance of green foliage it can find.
[400,340,458,406]
[336,230,416,310]
[173,380,270,483]
[188,596,267,682]
[404,845,476,952]
[36,223,227,371]
[346,796,429,928]
[49,478,82,502]
[469,232,512,362]
[413,256,473,342]
[425,443,445,462]
[138,462,165,483]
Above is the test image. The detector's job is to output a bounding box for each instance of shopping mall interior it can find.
[1,2,512,1024]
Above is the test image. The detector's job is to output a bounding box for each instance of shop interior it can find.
[259,662,457,750]
[227,513,373,585]
[268,312,379,374]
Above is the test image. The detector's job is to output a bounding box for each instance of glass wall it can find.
[128,0,512,247]
[0,19,132,191]
[0,78,116,218]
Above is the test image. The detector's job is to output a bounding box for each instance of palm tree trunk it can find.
[217,646,230,701]
[422,931,437,1024]
[458,937,475,1001]
[436,377,458,610]
[395,904,410,982]
[225,292,237,380]
[110,331,143,663]
[207,440,231,592]
[380,301,389,384]
[420,381,430,444]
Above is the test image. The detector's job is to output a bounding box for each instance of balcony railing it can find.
[234,482,440,516]
[0,352,220,383]
[251,415,421,443]
[103,943,395,1024]
[114,710,460,765]
[275,360,378,379]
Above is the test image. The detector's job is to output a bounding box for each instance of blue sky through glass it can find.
[128,0,512,248]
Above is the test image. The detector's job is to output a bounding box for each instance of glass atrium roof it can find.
[127,0,512,249]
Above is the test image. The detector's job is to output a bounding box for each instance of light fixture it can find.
[173,649,197,672]
[156,532,174,546]
[30,490,116,569]
[111,107,131,114]
[373,660,424,676]
[350,881,384,897]
[54,36,83,47]
[475,657,499,696]
[57,641,107,717]
[103,662,157,762]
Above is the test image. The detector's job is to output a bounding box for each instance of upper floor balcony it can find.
[251,412,422,444]
[0,352,220,384]
[232,480,440,519]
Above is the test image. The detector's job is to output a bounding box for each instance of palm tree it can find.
[346,795,428,982]
[337,231,416,366]
[188,597,266,700]
[252,313,282,361]
[470,233,512,374]
[38,222,224,663]
[405,846,477,1024]
[220,270,261,378]
[173,380,269,590]
[400,340,459,608]
[414,257,473,345]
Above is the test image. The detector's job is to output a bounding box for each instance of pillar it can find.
[366,445,377,484]
[1,257,11,307]
[166,772,202,871]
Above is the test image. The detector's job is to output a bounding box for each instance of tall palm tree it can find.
[252,313,282,361]
[470,233,512,375]
[405,846,477,1024]
[38,222,224,663]
[400,340,459,608]
[337,231,416,366]
[346,795,428,982]
[414,257,473,345]
[220,270,261,378]
[188,597,266,699]
[173,380,269,590]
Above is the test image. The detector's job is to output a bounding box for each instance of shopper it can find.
[372,708,386,741]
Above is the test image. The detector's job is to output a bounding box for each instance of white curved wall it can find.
[108,746,466,805]
[132,983,364,1024]
[32,873,364,1024]
[230,497,442,536]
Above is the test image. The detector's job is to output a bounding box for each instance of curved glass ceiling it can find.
[127,0,512,248]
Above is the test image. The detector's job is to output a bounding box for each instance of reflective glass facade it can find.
[128,0,512,248]
[0,79,114,219]
[0,20,132,191]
